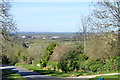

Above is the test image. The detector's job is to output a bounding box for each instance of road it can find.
[0,65,119,80]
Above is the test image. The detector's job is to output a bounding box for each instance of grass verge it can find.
[15,63,120,77]
[89,75,120,80]
[15,63,82,77]
[3,69,26,80]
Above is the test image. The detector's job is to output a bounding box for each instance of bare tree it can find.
[0,0,16,40]
[0,0,17,68]
[80,16,90,53]
[89,0,120,33]
[85,0,120,60]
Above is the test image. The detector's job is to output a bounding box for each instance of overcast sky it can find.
[10,1,91,32]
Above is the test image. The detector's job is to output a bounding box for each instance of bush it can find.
[103,57,120,71]
[57,45,87,73]
[47,61,58,70]
[86,60,104,72]
[2,55,10,64]
[113,56,120,71]
[86,56,120,72]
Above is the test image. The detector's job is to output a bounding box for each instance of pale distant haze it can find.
[10,1,91,32]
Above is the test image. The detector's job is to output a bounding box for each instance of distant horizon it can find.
[15,31,78,33]
[14,31,96,33]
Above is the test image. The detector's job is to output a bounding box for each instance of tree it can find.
[50,45,74,62]
[79,16,91,53]
[0,0,16,40]
[89,1,120,33]
[1,0,17,65]
[85,0,120,60]
[40,43,57,67]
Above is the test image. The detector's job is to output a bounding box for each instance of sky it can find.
[10,1,91,32]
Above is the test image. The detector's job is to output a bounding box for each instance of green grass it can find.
[3,69,26,80]
[34,70,84,77]
[15,63,120,77]
[15,63,42,71]
[85,71,120,76]
[15,63,84,77]
[89,75,120,80]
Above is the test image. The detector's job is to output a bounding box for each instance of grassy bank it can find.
[15,63,119,77]
[89,75,120,80]
[15,63,81,77]
[3,69,26,80]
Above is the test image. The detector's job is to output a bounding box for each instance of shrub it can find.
[86,60,104,72]
[2,55,10,64]
[57,45,87,73]
[113,56,120,71]
[103,57,120,71]
[86,56,120,72]
[47,61,58,70]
